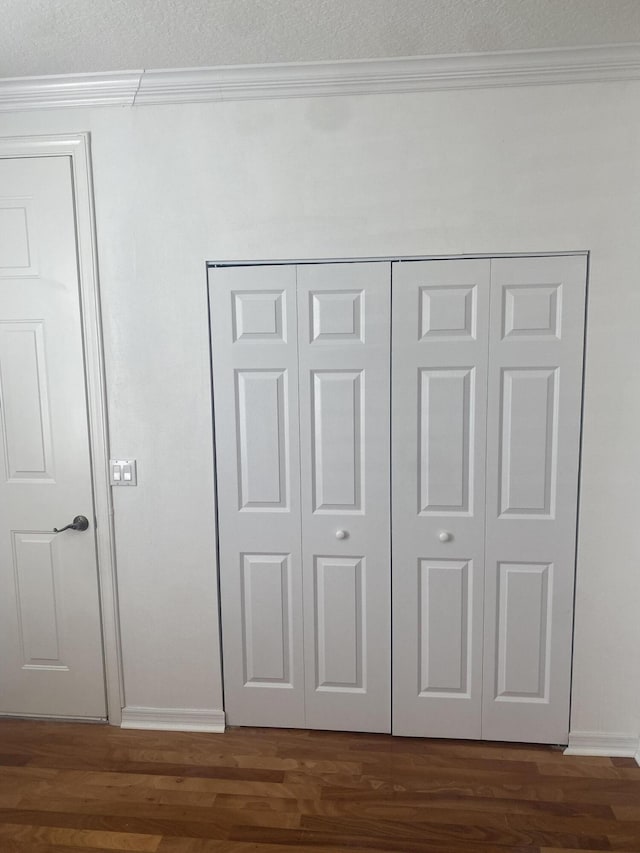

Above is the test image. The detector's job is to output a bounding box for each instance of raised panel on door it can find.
[0,157,105,718]
[297,262,391,733]
[209,265,304,727]
[392,259,490,738]
[0,322,54,482]
[482,255,587,744]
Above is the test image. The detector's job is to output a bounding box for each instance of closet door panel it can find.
[392,259,490,738]
[482,255,586,743]
[209,265,304,726]
[297,262,391,733]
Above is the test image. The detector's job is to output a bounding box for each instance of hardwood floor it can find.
[0,720,639,852]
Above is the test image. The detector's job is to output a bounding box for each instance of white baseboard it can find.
[0,713,106,723]
[565,731,640,759]
[120,706,225,733]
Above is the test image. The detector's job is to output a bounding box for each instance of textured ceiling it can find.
[2,0,640,78]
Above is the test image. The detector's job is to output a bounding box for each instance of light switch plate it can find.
[110,459,137,486]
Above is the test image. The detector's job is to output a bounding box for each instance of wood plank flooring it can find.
[0,720,639,852]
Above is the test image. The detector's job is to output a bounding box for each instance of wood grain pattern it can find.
[0,720,639,851]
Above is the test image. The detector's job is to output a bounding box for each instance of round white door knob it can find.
[439,531,452,542]
[335,529,347,540]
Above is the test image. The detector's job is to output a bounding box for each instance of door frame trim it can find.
[209,251,589,268]
[0,132,123,725]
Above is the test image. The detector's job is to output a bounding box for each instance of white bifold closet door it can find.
[210,265,304,727]
[392,255,586,744]
[392,259,491,739]
[481,256,586,743]
[296,263,391,732]
[209,262,391,732]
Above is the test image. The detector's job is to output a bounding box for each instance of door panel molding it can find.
[0,134,122,724]
[0,321,55,482]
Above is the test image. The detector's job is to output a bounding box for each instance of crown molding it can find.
[135,43,640,105]
[0,71,141,111]
[1,43,640,112]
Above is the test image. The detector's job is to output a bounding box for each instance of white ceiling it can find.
[2,0,640,79]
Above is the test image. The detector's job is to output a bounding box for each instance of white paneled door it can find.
[210,262,391,732]
[392,259,491,739]
[211,254,586,743]
[392,255,586,743]
[210,265,305,727]
[482,256,587,744]
[297,263,390,732]
[0,156,106,718]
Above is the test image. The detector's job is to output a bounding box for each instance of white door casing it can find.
[391,259,491,738]
[482,255,587,744]
[297,262,390,733]
[0,154,107,718]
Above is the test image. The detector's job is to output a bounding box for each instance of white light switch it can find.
[110,459,137,486]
